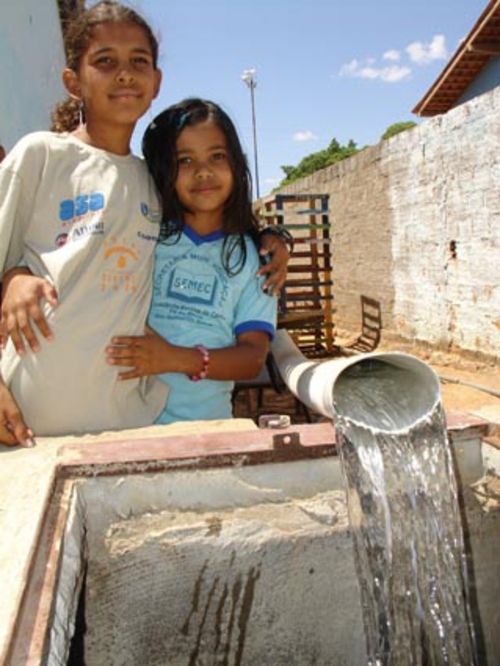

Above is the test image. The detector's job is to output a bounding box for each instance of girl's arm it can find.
[257,230,291,295]
[0,235,288,351]
[1,268,58,354]
[0,378,34,447]
[0,138,50,351]
[106,328,270,382]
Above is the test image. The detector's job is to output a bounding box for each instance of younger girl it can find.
[0,2,288,444]
[106,99,277,423]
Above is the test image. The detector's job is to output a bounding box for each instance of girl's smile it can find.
[109,89,142,100]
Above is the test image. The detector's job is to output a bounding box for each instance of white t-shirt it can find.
[0,132,168,435]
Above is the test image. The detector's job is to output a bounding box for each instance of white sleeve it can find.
[0,136,42,274]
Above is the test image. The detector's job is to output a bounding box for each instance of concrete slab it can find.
[0,419,258,664]
[0,412,496,664]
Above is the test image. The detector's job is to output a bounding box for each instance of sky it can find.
[131,0,488,197]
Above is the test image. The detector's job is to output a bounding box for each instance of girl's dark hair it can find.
[142,98,260,276]
[51,1,159,133]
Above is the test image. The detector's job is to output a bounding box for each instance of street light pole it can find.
[241,68,260,199]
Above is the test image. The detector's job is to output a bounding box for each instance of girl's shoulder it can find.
[5,131,54,157]
[4,131,148,176]
[238,233,261,271]
[8,131,146,162]
[3,131,86,163]
[0,132,59,176]
[12,130,65,150]
[242,232,261,256]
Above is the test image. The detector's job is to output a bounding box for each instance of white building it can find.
[0,0,66,151]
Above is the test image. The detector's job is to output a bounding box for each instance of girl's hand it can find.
[106,330,174,380]
[0,380,35,447]
[257,233,289,295]
[1,268,58,354]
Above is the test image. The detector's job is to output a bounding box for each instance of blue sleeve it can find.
[233,239,277,340]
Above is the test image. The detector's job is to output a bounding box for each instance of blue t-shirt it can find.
[148,226,277,423]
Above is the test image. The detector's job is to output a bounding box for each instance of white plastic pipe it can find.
[271,330,441,432]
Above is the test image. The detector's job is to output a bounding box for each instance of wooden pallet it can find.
[257,193,335,357]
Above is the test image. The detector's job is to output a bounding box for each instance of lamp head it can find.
[241,68,257,87]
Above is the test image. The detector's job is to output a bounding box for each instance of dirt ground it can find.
[377,340,500,429]
[234,336,500,433]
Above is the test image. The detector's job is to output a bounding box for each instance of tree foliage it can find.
[278,138,359,187]
[381,121,417,141]
[276,121,418,189]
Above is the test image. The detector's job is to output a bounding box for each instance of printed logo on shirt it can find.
[140,202,162,224]
[54,221,104,248]
[55,233,69,247]
[167,266,217,305]
[59,192,105,226]
[73,220,105,239]
[137,230,160,242]
[100,238,140,293]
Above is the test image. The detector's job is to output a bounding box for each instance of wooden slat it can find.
[295,208,327,215]
[280,223,331,230]
[257,192,334,354]
[290,252,329,260]
[285,293,335,302]
[285,279,333,287]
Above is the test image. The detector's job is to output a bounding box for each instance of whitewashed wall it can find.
[0,0,65,151]
[275,87,500,359]
[387,91,500,355]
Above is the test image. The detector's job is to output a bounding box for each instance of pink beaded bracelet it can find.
[189,344,210,382]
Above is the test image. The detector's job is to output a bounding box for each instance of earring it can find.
[78,100,85,127]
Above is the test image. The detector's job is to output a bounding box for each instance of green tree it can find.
[278,137,359,187]
[381,121,417,141]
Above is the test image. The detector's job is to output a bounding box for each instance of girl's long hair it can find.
[142,98,260,276]
[51,0,159,133]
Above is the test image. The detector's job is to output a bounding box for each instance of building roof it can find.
[413,0,500,116]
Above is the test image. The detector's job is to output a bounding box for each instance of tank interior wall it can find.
[48,454,500,666]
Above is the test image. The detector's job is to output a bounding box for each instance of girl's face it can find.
[64,21,161,128]
[174,120,234,221]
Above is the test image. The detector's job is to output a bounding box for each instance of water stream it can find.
[333,359,478,666]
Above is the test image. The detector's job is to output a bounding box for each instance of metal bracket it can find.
[258,414,291,429]
[272,431,303,450]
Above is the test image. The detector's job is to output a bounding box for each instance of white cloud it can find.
[406,34,447,64]
[383,49,400,62]
[339,58,360,76]
[339,59,411,83]
[293,130,318,142]
[338,34,447,85]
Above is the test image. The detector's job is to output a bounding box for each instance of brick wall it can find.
[272,87,500,358]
